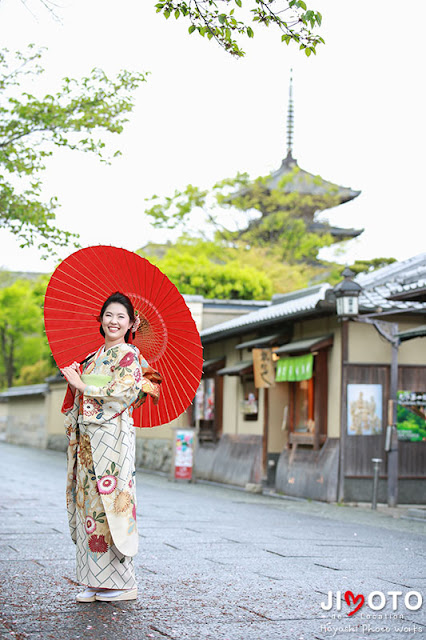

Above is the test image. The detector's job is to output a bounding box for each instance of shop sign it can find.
[253,348,275,388]
[275,353,313,382]
[397,390,426,442]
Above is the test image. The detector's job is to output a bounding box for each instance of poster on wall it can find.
[174,430,195,480]
[347,384,383,435]
[204,378,215,420]
[195,379,215,421]
[194,381,204,421]
[397,390,426,442]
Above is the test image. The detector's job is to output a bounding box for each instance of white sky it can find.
[0,0,425,273]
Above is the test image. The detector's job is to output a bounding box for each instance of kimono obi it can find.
[81,374,112,386]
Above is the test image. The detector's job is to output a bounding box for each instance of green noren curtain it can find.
[275,353,313,382]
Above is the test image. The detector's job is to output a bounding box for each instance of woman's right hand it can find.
[61,362,86,393]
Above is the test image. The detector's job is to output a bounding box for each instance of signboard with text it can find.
[253,348,275,388]
[397,390,426,442]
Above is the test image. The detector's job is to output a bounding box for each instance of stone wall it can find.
[5,395,48,449]
[135,437,172,474]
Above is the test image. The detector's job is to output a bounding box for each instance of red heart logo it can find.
[344,590,365,616]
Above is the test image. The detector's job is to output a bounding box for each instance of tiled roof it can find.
[0,384,48,398]
[201,284,330,341]
[267,156,361,203]
[358,288,425,312]
[385,278,426,298]
[355,253,426,288]
[200,254,426,343]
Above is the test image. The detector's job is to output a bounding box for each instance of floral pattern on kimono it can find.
[63,343,160,559]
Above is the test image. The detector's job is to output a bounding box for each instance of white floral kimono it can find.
[62,342,160,589]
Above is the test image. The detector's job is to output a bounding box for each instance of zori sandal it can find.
[76,587,104,602]
[95,588,138,601]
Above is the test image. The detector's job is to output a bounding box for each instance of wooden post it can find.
[338,320,348,503]
[388,336,399,507]
[263,387,269,482]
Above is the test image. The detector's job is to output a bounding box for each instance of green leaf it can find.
[188,24,196,33]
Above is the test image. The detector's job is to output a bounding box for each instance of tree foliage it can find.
[143,169,375,298]
[155,0,324,57]
[0,276,55,388]
[138,237,273,299]
[145,169,336,265]
[0,45,147,255]
[348,257,397,275]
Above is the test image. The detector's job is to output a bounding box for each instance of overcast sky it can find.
[0,0,425,274]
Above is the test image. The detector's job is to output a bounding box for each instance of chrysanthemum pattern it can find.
[85,515,96,534]
[114,490,132,514]
[97,475,117,494]
[83,397,102,417]
[76,485,86,509]
[89,534,109,554]
[78,434,93,468]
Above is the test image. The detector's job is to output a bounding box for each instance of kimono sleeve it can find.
[62,384,76,415]
[82,347,142,425]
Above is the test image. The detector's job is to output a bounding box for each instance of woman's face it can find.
[101,302,133,344]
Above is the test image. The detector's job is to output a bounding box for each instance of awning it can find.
[235,333,284,350]
[217,360,253,376]
[203,357,225,373]
[275,334,333,355]
[397,325,426,342]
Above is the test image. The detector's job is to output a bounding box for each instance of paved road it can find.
[0,442,425,640]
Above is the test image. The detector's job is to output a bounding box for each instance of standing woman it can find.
[61,291,161,603]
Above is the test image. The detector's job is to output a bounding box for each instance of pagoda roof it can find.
[266,153,361,205]
[308,221,363,239]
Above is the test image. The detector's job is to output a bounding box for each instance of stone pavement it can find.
[0,442,425,640]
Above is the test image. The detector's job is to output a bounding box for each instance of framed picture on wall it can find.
[347,384,383,436]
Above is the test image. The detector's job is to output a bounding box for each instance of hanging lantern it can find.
[333,267,362,318]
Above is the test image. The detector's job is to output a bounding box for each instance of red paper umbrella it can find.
[44,245,203,428]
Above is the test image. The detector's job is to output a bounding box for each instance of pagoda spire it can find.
[286,69,294,160]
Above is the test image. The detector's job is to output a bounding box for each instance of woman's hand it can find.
[61,365,87,393]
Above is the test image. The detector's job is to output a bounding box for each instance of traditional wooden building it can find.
[197,254,426,504]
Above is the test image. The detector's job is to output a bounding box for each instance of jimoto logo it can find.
[321,590,423,617]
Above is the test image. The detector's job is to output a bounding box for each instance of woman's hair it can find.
[98,291,135,343]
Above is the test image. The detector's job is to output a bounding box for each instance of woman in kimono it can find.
[61,291,161,603]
